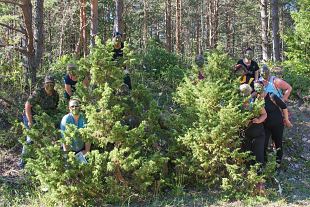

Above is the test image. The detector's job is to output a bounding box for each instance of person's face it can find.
[69,101,80,115]
[260,70,269,81]
[67,69,78,77]
[245,50,254,60]
[114,35,122,44]
[44,82,55,93]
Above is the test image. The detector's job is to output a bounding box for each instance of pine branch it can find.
[0,22,26,34]
[0,43,28,55]
[0,0,22,6]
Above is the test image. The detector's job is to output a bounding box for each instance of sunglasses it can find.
[70,105,80,108]
[45,82,55,86]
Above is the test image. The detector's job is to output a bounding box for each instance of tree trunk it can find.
[143,0,148,48]
[175,0,181,53]
[34,0,44,70]
[82,0,87,56]
[90,0,98,47]
[196,1,201,54]
[114,0,124,33]
[271,0,281,61]
[260,0,269,61]
[165,0,172,52]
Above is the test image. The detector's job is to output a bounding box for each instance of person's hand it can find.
[252,118,260,124]
[82,150,89,155]
[284,119,293,128]
[28,122,33,128]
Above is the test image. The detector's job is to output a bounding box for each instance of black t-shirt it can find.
[64,74,78,99]
[264,93,287,126]
[113,42,124,60]
[237,59,259,80]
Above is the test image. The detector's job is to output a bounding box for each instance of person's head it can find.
[254,81,264,95]
[244,48,254,61]
[67,63,78,77]
[195,54,204,68]
[260,64,270,81]
[69,99,81,115]
[44,75,55,94]
[113,31,122,44]
[239,83,252,97]
[234,64,247,76]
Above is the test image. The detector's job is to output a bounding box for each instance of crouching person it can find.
[60,99,90,155]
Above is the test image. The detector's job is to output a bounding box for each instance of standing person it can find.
[260,65,292,102]
[60,99,90,155]
[240,83,267,193]
[112,31,132,90]
[237,48,260,84]
[254,81,293,166]
[64,63,90,100]
[195,54,205,80]
[20,75,60,168]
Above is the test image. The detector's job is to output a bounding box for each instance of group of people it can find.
[20,31,130,168]
[20,44,293,193]
[233,48,293,192]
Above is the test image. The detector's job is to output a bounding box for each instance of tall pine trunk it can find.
[114,0,124,33]
[260,0,269,61]
[271,0,281,61]
[90,0,98,47]
[143,0,148,48]
[175,0,181,53]
[165,0,172,52]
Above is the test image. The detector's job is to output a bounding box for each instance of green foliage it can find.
[283,0,310,97]
[174,49,264,199]
[134,39,186,107]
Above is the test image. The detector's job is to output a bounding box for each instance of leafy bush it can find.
[283,0,310,98]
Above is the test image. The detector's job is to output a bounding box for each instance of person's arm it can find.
[270,93,293,127]
[255,70,259,81]
[275,78,292,102]
[60,117,70,151]
[83,143,91,155]
[65,84,72,97]
[82,75,90,88]
[25,101,33,128]
[252,107,267,124]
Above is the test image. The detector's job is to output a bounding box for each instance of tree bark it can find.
[90,0,98,47]
[271,0,281,61]
[165,0,172,52]
[114,0,124,33]
[175,0,181,53]
[143,0,148,48]
[260,0,269,61]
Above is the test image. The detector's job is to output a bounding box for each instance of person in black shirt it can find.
[112,31,132,90]
[237,48,259,83]
[254,81,293,165]
[64,63,89,100]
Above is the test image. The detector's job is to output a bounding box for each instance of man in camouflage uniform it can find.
[19,75,59,168]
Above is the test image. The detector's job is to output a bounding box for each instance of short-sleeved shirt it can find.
[60,113,86,152]
[64,74,78,99]
[237,59,259,81]
[27,87,59,115]
[113,42,124,60]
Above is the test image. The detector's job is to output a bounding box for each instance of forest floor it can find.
[0,100,309,206]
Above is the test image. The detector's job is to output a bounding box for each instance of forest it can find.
[0,0,309,206]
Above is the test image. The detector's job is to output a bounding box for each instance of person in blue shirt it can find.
[60,99,90,154]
